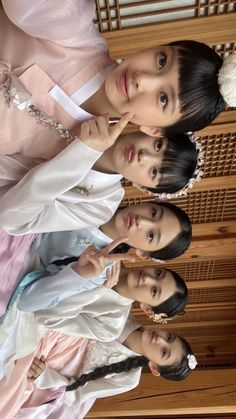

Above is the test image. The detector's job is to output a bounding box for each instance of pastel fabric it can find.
[0,286,133,382]
[0,229,36,316]
[1,0,113,159]
[0,320,140,419]
[0,141,124,235]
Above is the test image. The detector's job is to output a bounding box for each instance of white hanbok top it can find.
[18,260,113,312]
[0,287,133,381]
[0,139,124,235]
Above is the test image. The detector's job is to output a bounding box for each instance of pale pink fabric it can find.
[0,330,89,419]
[0,1,112,159]
[0,229,36,316]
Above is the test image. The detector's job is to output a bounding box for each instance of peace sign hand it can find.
[79,112,133,152]
[74,237,135,278]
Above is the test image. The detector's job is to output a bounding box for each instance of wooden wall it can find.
[91,1,236,417]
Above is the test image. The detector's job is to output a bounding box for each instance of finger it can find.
[104,236,129,255]
[33,358,45,369]
[89,119,99,137]
[109,112,134,142]
[80,120,90,139]
[96,115,109,136]
[108,253,136,263]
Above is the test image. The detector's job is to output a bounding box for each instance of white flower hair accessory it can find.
[149,313,168,324]
[187,354,198,370]
[218,53,236,107]
[133,132,204,200]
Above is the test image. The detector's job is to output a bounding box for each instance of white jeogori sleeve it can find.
[0,139,104,234]
[2,0,107,50]
[18,263,108,312]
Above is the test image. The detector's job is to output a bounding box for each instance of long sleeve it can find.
[2,0,107,50]
[0,139,105,234]
[18,263,109,312]
[34,288,132,342]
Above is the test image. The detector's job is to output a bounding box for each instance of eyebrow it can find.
[155,207,164,245]
[168,47,177,114]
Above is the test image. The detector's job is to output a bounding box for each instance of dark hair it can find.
[66,335,194,391]
[147,133,198,194]
[153,269,188,318]
[165,40,225,135]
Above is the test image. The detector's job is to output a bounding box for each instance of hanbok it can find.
[0,319,140,419]
[0,0,114,159]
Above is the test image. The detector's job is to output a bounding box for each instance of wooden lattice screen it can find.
[94,0,236,372]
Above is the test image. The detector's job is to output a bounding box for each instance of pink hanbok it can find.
[0,330,89,419]
[0,0,113,159]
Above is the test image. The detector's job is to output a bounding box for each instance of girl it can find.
[0,0,235,160]
[0,115,202,235]
[0,318,197,419]
[5,240,188,324]
[0,201,192,315]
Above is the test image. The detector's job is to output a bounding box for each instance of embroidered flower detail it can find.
[187,354,198,370]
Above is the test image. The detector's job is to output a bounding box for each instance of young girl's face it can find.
[141,329,184,368]
[126,267,177,307]
[104,46,181,130]
[113,132,167,187]
[114,203,181,254]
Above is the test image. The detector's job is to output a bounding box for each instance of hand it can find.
[104,261,121,288]
[27,357,46,381]
[79,112,133,152]
[75,237,135,278]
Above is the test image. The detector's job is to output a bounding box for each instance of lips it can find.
[125,146,135,163]
[124,212,134,229]
[118,71,128,98]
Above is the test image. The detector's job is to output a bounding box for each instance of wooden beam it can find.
[192,221,236,239]
[88,369,236,417]
[104,13,236,58]
[187,279,236,289]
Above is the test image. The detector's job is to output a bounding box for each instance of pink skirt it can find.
[0,229,36,316]
[0,330,89,419]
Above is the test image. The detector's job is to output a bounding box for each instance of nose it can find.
[134,71,158,93]
[138,149,157,164]
[136,216,153,228]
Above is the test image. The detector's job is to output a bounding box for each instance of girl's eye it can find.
[151,208,157,218]
[167,334,172,342]
[152,287,157,297]
[160,92,168,109]
[155,269,161,278]
[161,347,167,358]
[152,167,158,179]
[158,52,167,70]
[148,230,154,242]
[154,139,163,152]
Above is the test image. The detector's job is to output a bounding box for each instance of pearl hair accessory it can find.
[133,132,204,200]
[187,354,198,370]
[218,53,236,107]
[149,313,168,324]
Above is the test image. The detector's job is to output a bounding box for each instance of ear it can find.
[148,361,160,377]
[139,126,163,137]
[139,303,154,317]
[135,249,153,260]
